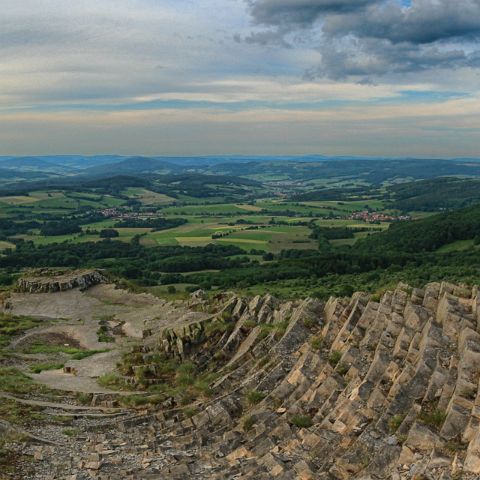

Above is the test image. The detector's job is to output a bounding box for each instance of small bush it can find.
[242,415,255,432]
[388,414,405,433]
[274,320,290,339]
[176,373,195,387]
[303,317,317,329]
[176,361,196,375]
[76,392,92,405]
[243,319,257,329]
[184,407,197,418]
[336,362,350,376]
[246,390,266,405]
[290,415,313,428]
[220,311,233,322]
[310,335,324,351]
[328,351,342,367]
[418,408,447,430]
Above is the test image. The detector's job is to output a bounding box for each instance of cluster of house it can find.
[350,211,411,223]
[99,208,156,219]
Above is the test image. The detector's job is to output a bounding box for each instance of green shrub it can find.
[310,335,324,351]
[30,362,64,374]
[388,414,405,433]
[184,407,197,418]
[76,392,92,405]
[246,390,266,405]
[290,415,313,428]
[242,415,255,432]
[274,320,290,339]
[328,351,342,367]
[97,325,115,343]
[303,317,317,329]
[70,349,110,360]
[0,367,42,394]
[418,408,447,430]
[176,361,196,375]
[336,362,350,376]
[243,319,257,329]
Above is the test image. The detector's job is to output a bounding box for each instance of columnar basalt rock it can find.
[17,269,107,293]
[11,281,480,479]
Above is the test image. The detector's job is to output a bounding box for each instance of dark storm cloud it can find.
[246,0,480,78]
[323,0,480,44]
[247,0,377,27]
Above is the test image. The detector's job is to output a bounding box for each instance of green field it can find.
[0,241,15,251]
[123,188,175,205]
[437,239,477,253]
[0,186,403,254]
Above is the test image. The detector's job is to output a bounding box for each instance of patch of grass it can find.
[62,428,80,437]
[119,394,153,408]
[0,398,46,425]
[444,438,467,455]
[70,349,110,360]
[303,317,317,329]
[242,415,255,432]
[50,415,73,425]
[388,414,405,433]
[328,350,342,367]
[176,361,196,375]
[336,362,350,376]
[246,389,266,405]
[97,373,128,391]
[290,414,313,428]
[310,335,324,351]
[274,320,290,339]
[97,325,115,343]
[204,320,233,336]
[243,319,257,329]
[0,313,45,348]
[30,362,64,374]
[418,408,447,430]
[0,367,44,394]
[22,344,85,355]
[183,406,198,418]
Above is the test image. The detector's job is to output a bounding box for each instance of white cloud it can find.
[0,0,478,155]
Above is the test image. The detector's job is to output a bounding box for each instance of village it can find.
[349,210,411,223]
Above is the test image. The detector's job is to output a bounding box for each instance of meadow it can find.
[0,185,396,254]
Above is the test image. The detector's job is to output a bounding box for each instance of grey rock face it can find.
[9,281,480,480]
[17,269,107,293]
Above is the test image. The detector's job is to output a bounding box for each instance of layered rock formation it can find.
[14,282,480,479]
[16,269,107,293]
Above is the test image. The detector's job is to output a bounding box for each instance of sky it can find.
[1,0,480,157]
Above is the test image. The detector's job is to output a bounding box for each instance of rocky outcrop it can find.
[17,269,107,293]
[11,281,480,479]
